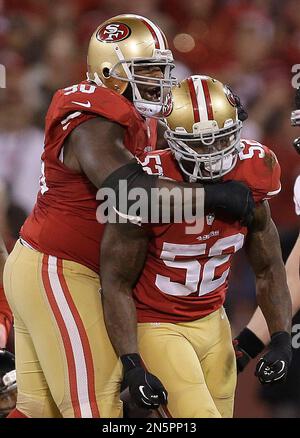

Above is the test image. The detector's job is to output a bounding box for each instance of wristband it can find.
[120,353,142,373]
[236,327,265,359]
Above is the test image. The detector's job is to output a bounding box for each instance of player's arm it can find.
[237,201,292,384]
[235,232,300,373]
[100,222,168,410]
[285,231,300,312]
[64,117,254,225]
[0,236,11,348]
[241,232,300,349]
[235,174,300,371]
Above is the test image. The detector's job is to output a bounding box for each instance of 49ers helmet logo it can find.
[96,22,131,43]
[223,85,236,107]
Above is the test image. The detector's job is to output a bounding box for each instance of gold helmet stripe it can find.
[139,15,166,49]
[201,78,213,120]
[187,77,200,123]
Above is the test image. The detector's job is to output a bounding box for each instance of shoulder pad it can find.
[236,140,281,202]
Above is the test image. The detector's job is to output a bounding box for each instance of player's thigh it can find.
[137,323,221,418]
[56,259,122,417]
[4,243,61,418]
[198,310,236,418]
[4,242,122,418]
[4,244,60,418]
[14,322,62,418]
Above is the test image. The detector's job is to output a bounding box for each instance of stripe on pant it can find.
[41,255,100,417]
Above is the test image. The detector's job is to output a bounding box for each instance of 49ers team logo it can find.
[162,93,173,117]
[223,85,236,107]
[96,22,131,43]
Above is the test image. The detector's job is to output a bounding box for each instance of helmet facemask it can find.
[109,48,177,117]
[165,120,243,182]
[87,14,177,117]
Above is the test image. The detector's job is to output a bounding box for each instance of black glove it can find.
[255,331,292,385]
[204,180,255,227]
[121,353,168,410]
[233,327,265,373]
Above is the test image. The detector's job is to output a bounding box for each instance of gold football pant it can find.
[138,308,236,418]
[3,240,122,418]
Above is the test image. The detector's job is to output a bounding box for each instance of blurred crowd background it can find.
[1,0,300,418]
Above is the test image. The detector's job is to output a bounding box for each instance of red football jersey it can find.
[21,81,158,273]
[134,140,281,323]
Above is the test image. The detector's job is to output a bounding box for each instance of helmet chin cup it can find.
[134,101,163,117]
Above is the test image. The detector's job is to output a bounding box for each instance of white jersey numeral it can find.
[239,140,265,160]
[39,160,48,195]
[63,84,96,95]
[140,154,163,175]
[155,233,244,297]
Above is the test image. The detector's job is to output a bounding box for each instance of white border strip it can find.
[138,15,165,50]
[267,184,281,196]
[47,256,93,418]
[193,76,208,122]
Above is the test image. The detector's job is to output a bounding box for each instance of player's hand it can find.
[233,327,265,373]
[255,331,292,385]
[204,180,255,227]
[121,353,168,409]
[233,339,252,373]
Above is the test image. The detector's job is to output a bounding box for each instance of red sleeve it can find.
[252,147,281,203]
[0,285,13,337]
[54,82,141,129]
[238,141,281,203]
[46,82,146,156]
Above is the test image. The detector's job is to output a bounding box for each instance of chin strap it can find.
[133,97,163,117]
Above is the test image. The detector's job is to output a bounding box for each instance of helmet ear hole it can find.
[103,68,110,78]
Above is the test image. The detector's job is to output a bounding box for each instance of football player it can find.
[0,349,17,418]
[0,235,16,418]
[100,76,292,417]
[3,15,254,419]
[235,87,300,373]
[0,236,11,349]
